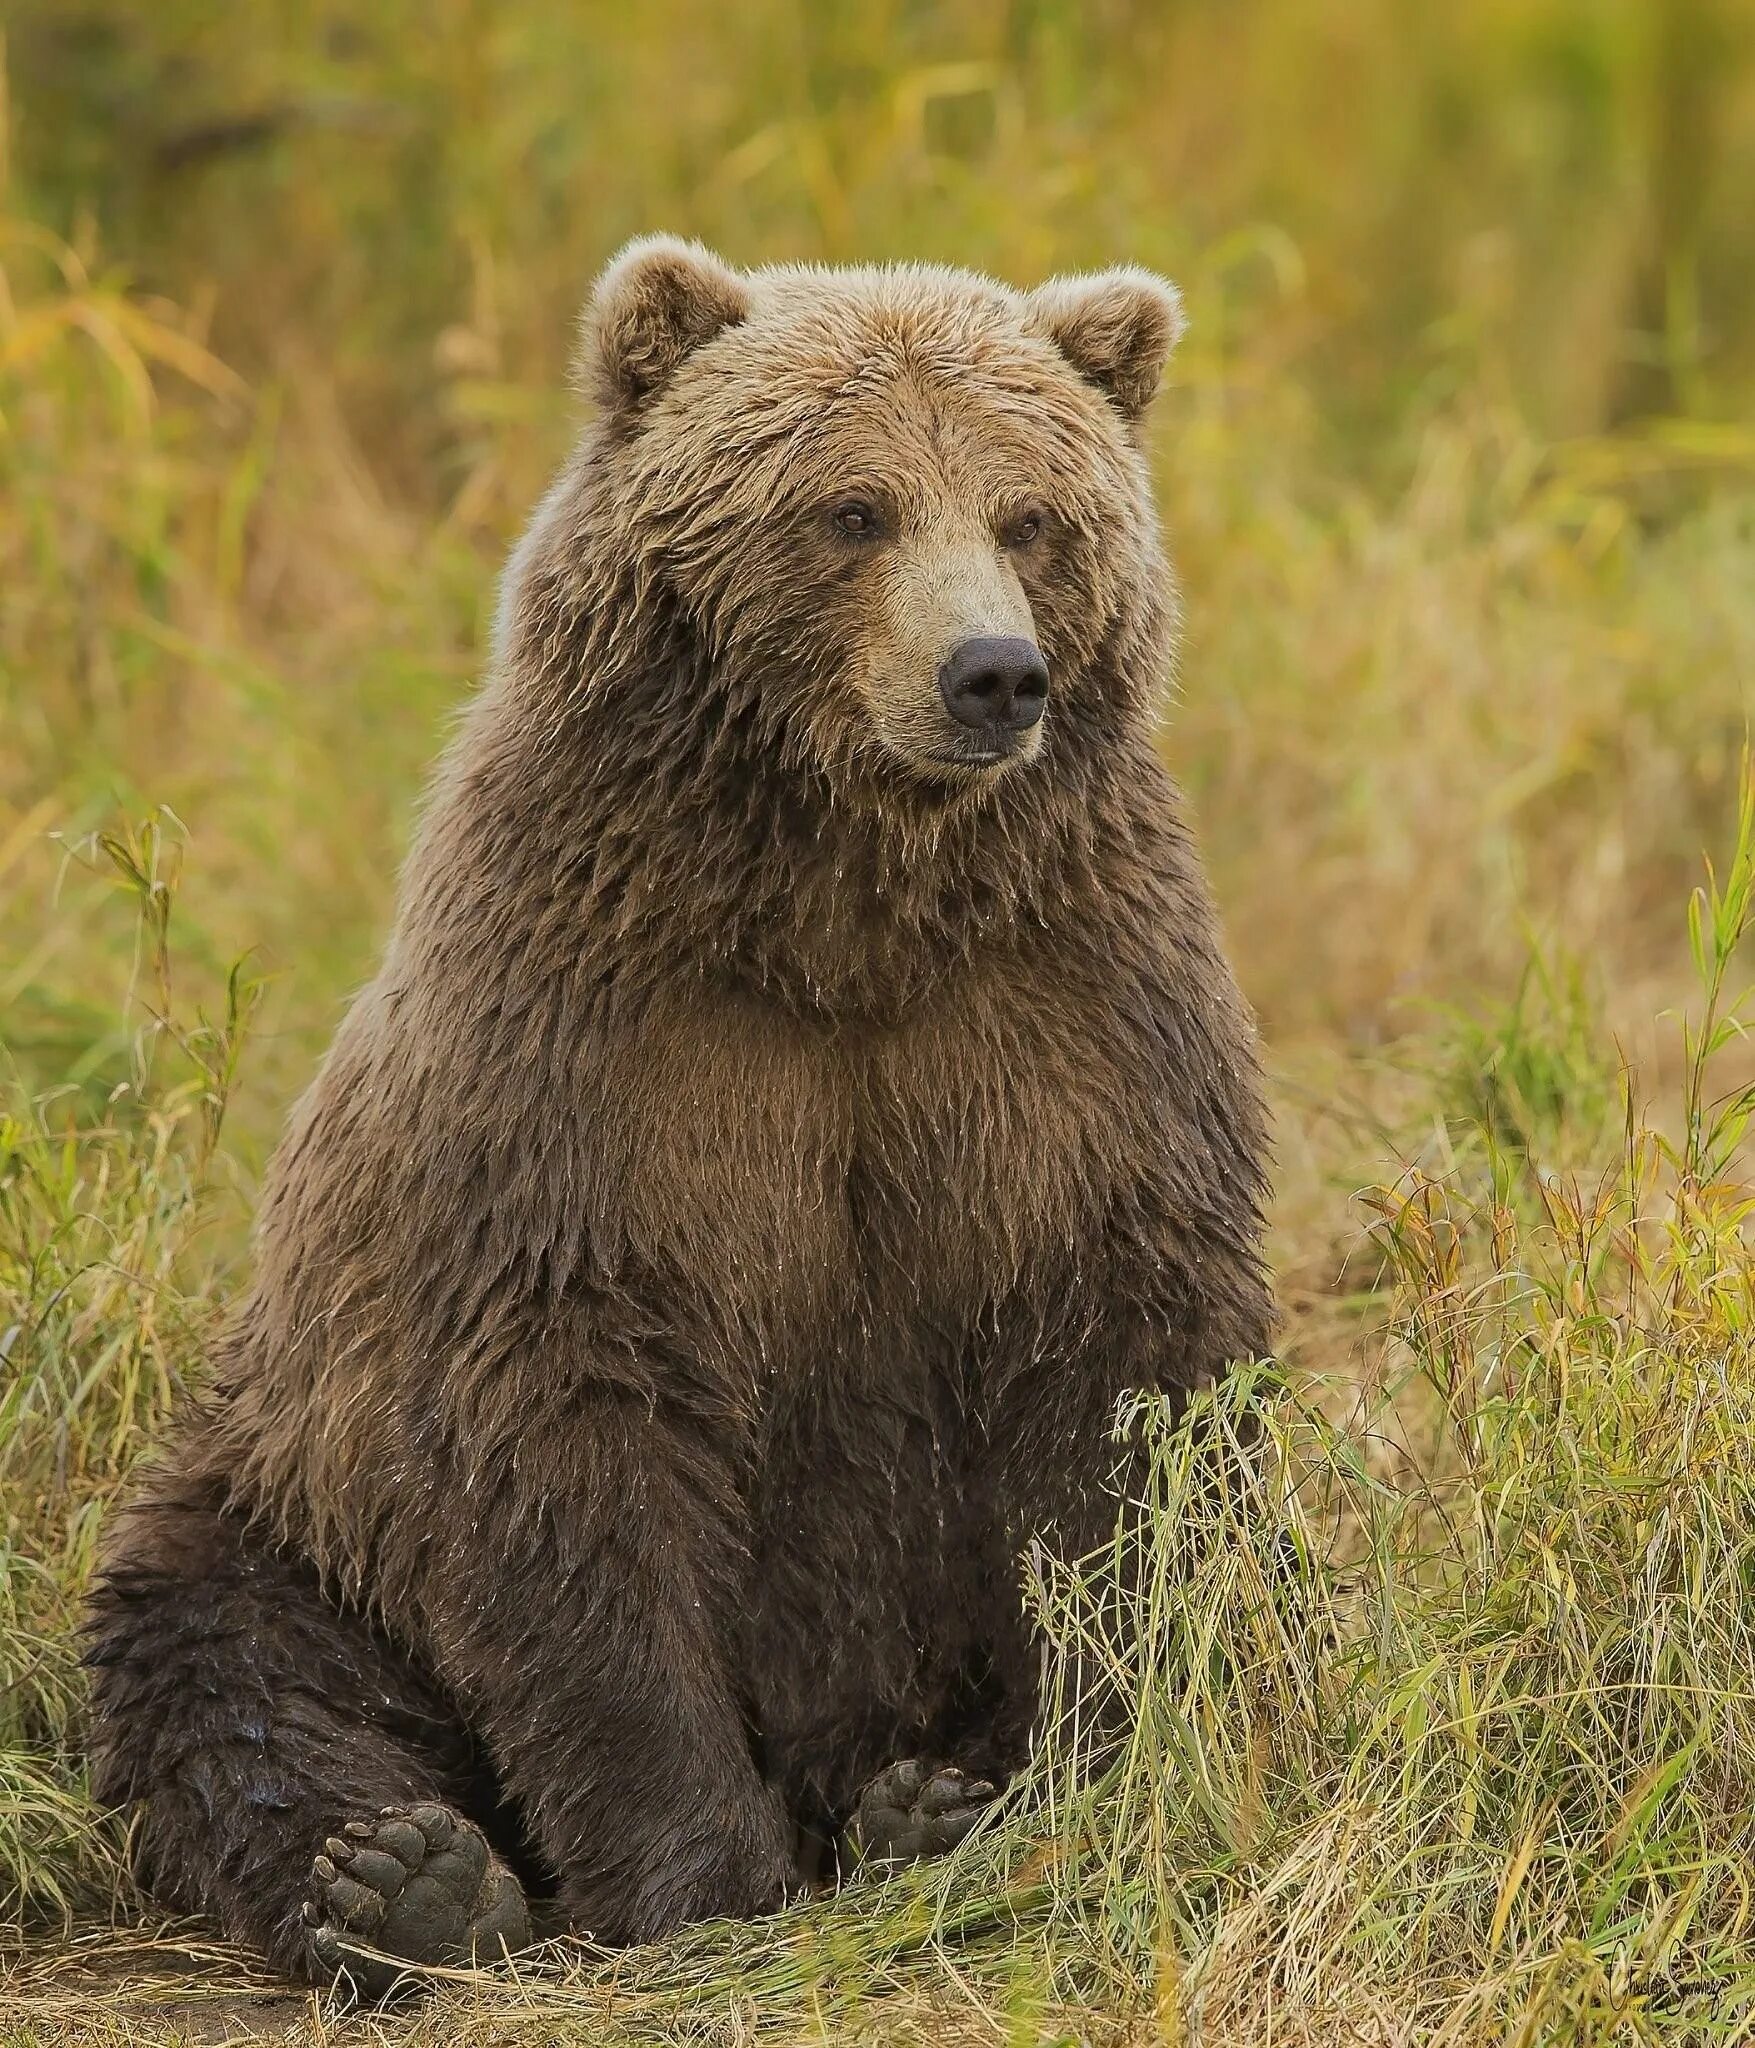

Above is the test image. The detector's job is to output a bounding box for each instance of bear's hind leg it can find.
[86,1468,530,1997]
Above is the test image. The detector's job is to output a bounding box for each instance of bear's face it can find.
[577,240,1183,790]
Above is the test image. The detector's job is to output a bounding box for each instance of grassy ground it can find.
[4,4,1755,2042]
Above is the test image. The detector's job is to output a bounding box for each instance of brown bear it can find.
[85,238,1272,1997]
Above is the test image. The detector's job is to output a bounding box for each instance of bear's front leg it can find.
[421,1370,796,1944]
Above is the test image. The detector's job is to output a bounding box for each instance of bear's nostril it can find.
[937,636,1050,736]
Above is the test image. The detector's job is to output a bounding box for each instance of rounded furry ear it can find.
[1028,267,1185,422]
[579,235,750,414]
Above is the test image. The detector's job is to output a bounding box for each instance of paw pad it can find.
[302,1801,530,2002]
[850,1758,997,1868]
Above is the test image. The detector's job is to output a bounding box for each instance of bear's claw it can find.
[303,1801,531,2002]
[848,1758,997,1869]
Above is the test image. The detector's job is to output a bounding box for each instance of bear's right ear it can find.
[1027,266,1185,425]
[578,235,750,417]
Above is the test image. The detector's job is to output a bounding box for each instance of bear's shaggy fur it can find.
[86,239,1272,1993]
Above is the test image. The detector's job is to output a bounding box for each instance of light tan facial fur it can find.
[572,238,1184,787]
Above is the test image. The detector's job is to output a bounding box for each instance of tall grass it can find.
[1,823,254,1928]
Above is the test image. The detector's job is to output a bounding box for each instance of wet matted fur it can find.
[85,239,1273,1992]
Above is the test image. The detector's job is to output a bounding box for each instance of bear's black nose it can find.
[937,636,1049,735]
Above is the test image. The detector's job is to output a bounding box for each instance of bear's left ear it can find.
[1027,267,1185,424]
[579,235,750,416]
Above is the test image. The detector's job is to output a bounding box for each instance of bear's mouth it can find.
[925,730,1034,773]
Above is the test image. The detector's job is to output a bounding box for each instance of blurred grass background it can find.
[4,3,1755,2042]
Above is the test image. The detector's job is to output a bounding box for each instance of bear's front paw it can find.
[847,1758,997,1869]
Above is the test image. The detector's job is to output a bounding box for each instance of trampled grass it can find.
[4,4,1755,2042]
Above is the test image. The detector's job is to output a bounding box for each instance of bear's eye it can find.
[832,499,880,538]
[1006,508,1046,548]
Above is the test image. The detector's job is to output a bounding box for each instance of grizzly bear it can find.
[85,238,1272,1997]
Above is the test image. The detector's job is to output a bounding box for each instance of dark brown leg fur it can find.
[85,1468,528,1992]
[419,1376,799,1944]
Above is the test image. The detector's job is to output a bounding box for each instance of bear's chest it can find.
[598,965,1148,1357]
[848,992,1132,1312]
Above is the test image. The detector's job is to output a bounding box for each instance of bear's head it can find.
[554,237,1182,796]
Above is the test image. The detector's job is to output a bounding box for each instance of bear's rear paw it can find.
[302,1801,531,2002]
[847,1759,997,1870]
